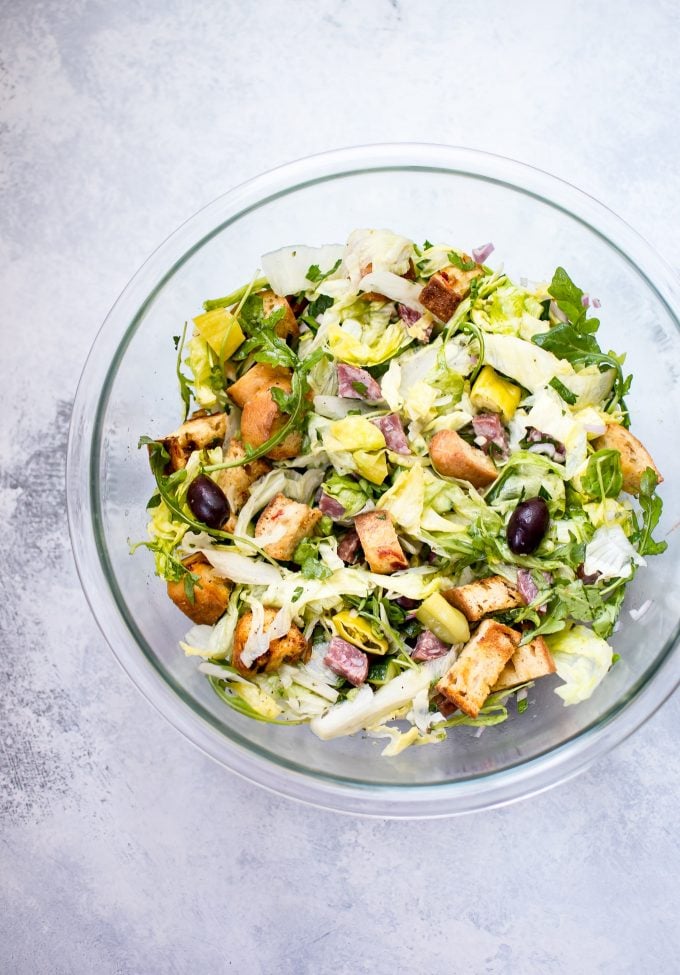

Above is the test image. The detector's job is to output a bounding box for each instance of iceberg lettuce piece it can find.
[547,625,613,705]
[377,463,425,534]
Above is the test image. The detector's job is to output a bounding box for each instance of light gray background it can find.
[2,2,679,973]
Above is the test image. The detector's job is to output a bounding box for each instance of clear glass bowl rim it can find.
[67,143,680,818]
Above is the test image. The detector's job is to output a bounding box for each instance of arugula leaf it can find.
[632,468,667,557]
[580,449,623,501]
[447,250,477,272]
[203,277,268,313]
[175,321,193,420]
[549,376,578,406]
[308,293,334,318]
[548,266,600,334]
[300,558,332,580]
[305,259,341,284]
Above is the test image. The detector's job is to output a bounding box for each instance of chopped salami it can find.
[472,412,509,458]
[397,303,421,325]
[370,413,410,454]
[337,364,382,402]
[398,303,433,343]
[318,492,346,520]
[412,629,450,662]
[324,636,368,686]
[337,529,361,564]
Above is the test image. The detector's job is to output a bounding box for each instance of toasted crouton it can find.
[353,510,409,574]
[255,493,322,561]
[160,411,227,471]
[419,261,482,322]
[261,290,299,342]
[232,607,309,675]
[592,422,662,496]
[429,429,498,487]
[214,440,271,531]
[443,575,523,621]
[492,636,556,692]
[436,619,519,718]
[240,382,303,461]
[227,363,292,408]
[166,554,232,625]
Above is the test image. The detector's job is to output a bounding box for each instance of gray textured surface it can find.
[1,1,679,972]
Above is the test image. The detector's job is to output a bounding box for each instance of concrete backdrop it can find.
[1,1,679,972]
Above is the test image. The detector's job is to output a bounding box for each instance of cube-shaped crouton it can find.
[353,510,409,574]
[167,553,232,625]
[436,619,520,718]
[262,290,299,342]
[240,383,303,461]
[443,574,523,621]
[227,363,292,408]
[215,440,271,520]
[419,261,482,322]
[492,636,556,692]
[160,412,227,471]
[232,607,310,675]
[255,493,322,561]
[429,429,498,487]
[593,422,662,496]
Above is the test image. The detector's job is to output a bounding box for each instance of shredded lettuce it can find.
[548,625,613,705]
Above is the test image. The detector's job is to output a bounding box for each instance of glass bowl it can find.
[67,144,680,818]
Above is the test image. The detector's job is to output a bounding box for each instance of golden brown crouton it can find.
[232,607,310,676]
[429,429,498,487]
[227,363,292,408]
[166,553,232,625]
[492,636,556,692]
[261,290,299,342]
[160,412,227,471]
[442,575,523,621]
[353,510,409,574]
[240,382,303,461]
[419,261,482,322]
[592,422,662,496]
[436,619,520,718]
[215,440,271,522]
[254,493,322,561]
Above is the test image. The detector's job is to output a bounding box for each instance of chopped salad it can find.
[135,228,666,756]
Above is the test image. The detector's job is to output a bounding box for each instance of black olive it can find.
[506,497,550,555]
[187,474,230,529]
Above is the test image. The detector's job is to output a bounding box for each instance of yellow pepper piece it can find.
[193,308,245,361]
[333,611,389,655]
[470,365,522,422]
[329,416,386,452]
[354,449,388,485]
[416,593,470,645]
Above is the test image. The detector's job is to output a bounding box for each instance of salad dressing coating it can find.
[135,228,666,755]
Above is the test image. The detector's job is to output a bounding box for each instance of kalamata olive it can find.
[506,497,550,555]
[187,474,230,529]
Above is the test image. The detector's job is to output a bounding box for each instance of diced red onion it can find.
[549,300,568,323]
[318,492,346,520]
[324,637,368,686]
[337,364,382,402]
[471,242,494,264]
[517,568,539,604]
[370,414,410,454]
[581,294,591,308]
[412,630,450,662]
